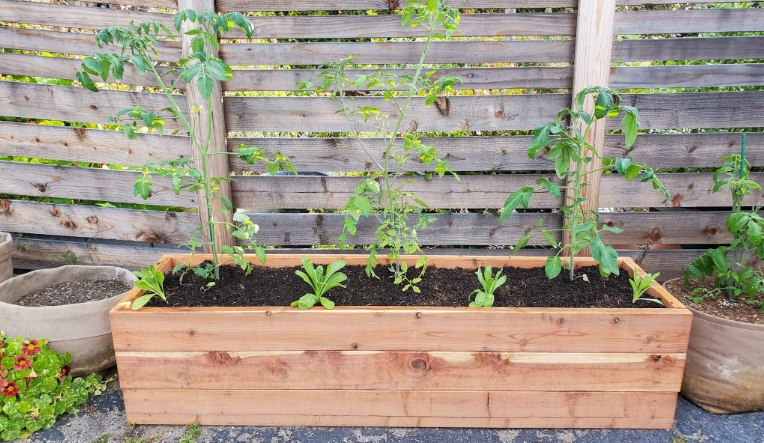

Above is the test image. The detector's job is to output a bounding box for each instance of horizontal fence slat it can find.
[612,37,764,62]
[0,82,186,128]
[229,132,763,173]
[0,161,196,207]
[0,200,196,244]
[230,173,763,210]
[224,95,569,132]
[606,92,764,130]
[0,1,174,29]
[219,40,573,66]
[0,53,178,89]
[614,9,764,35]
[610,64,764,89]
[0,27,181,63]
[228,67,573,91]
[0,122,191,166]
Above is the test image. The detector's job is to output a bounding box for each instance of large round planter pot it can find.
[665,278,764,414]
[0,265,136,376]
[0,232,12,284]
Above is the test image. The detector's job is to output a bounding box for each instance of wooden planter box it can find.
[111,254,692,429]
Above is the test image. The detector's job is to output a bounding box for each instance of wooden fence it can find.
[0,0,762,279]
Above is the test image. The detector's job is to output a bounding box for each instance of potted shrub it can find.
[83,1,691,429]
[0,266,136,375]
[664,138,764,414]
[0,233,10,284]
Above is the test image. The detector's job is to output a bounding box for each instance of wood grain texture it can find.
[121,389,678,422]
[614,8,764,35]
[228,132,764,174]
[565,0,616,255]
[180,0,233,252]
[0,161,196,207]
[219,40,574,66]
[0,27,181,63]
[63,0,177,8]
[227,67,573,91]
[0,1,174,29]
[611,64,764,89]
[117,351,685,391]
[0,82,186,128]
[612,37,764,62]
[0,53,179,89]
[0,121,190,167]
[224,95,569,132]
[0,200,196,244]
[229,173,764,210]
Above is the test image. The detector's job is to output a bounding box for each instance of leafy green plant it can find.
[685,139,764,310]
[0,331,110,441]
[78,11,295,286]
[500,86,669,281]
[298,0,461,292]
[629,268,663,305]
[292,258,348,310]
[178,422,201,443]
[131,265,166,310]
[469,267,507,308]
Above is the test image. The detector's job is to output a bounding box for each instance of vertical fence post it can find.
[563,0,617,256]
[179,0,234,253]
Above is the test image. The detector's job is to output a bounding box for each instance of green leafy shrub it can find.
[0,331,109,441]
[629,268,663,305]
[500,86,669,281]
[469,267,507,308]
[292,258,348,310]
[685,144,764,311]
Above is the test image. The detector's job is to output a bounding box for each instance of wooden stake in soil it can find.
[180,0,234,253]
[564,0,617,256]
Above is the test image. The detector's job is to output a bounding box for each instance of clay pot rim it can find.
[664,277,764,332]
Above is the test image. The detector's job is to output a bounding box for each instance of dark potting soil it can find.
[15,280,130,307]
[665,278,764,325]
[147,263,663,309]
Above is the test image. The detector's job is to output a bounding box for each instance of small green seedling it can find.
[630,268,663,305]
[132,265,166,310]
[292,258,347,310]
[469,266,507,308]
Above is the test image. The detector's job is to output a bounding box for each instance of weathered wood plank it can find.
[614,9,764,35]
[240,211,735,247]
[0,27,180,63]
[117,351,685,391]
[0,161,196,207]
[0,82,186,128]
[224,95,569,132]
[231,175,563,210]
[227,67,573,91]
[0,200,196,244]
[0,1,174,29]
[612,37,764,62]
[0,122,190,166]
[219,40,573,66]
[121,389,678,421]
[0,53,178,89]
[63,0,177,8]
[230,173,764,210]
[611,64,764,89]
[229,132,764,174]
[11,236,173,271]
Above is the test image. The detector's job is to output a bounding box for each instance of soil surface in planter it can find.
[147,263,663,309]
[665,278,763,325]
[14,280,130,307]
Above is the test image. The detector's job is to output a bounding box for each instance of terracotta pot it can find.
[0,232,12,284]
[0,265,136,376]
[665,278,764,414]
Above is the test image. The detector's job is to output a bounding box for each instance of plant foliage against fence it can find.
[0,0,762,279]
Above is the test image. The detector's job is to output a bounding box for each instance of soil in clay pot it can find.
[13,279,131,307]
[665,278,764,325]
[146,263,663,309]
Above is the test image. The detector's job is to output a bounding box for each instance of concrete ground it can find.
[25,380,764,443]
